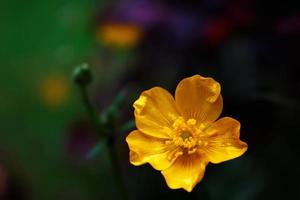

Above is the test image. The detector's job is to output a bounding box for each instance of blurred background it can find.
[0,0,299,199]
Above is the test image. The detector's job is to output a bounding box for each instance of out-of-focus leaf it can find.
[86,140,107,160]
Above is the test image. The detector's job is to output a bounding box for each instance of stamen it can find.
[165,140,172,145]
[199,123,206,130]
[174,151,183,158]
[187,119,196,126]
[167,148,183,161]
[188,148,197,154]
[169,117,208,152]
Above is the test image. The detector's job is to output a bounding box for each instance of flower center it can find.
[165,117,209,161]
[166,117,205,154]
[180,131,192,141]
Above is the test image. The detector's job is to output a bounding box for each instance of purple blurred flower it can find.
[99,0,256,47]
[164,10,203,44]
[276,12,300,35]
[65,120,99,165]
[107,0,168,29]
[103,0,203,45]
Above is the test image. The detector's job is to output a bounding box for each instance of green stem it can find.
[77,83,128,200]
[107,135,129,200]
[79,85,100,131]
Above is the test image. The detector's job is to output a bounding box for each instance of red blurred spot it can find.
[203,19,231,46]
[0,165,8,196]
[276,13,300,35]
[65,120,99,165]
[228,6,255,27]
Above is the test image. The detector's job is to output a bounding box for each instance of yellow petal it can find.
[175,75,223,126]
[126,130,178,170]
[202,117,248,164]
[134,87,180,138]
[161,153,208,192]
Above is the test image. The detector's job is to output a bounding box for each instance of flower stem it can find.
[74,64,128,200]
[79,85,99,128]
[107,135,129,200]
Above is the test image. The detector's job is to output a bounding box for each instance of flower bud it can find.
[73,63,92,85]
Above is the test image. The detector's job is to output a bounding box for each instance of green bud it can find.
[73,63,92,85]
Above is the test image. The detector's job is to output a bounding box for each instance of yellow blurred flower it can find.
[126,75,248,192]
[96,23,142,48]
[39,74,69,107]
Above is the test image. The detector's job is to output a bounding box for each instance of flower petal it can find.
[202,117,248,164]
[134,87,180,138]
[161,153,208,192]
[126,130,178,170]
[175,75,223,126]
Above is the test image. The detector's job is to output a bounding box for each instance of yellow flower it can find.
[96,23,142,49]
[126,75,248,192]
[39,74,69,107]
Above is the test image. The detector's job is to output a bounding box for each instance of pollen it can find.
[169,117,205,153]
